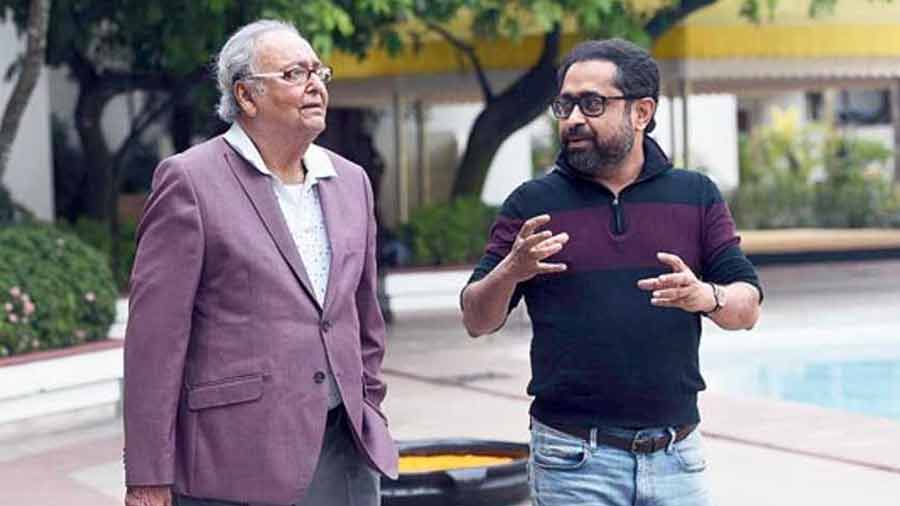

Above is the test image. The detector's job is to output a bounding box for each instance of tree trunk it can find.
[448,0,718,198]
[171,98,194,153]
[74,85,116,220]
[450,27,561,197]
[0,0,51,181]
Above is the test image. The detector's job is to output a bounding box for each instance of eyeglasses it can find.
[243,64,333,86]
[550,93,639,119]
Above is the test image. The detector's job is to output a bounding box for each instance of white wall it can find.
[372,101,538,226]
[0,19,54,220]
[372,94,741,227]
[427,102,535,206]
[654,94,740,192]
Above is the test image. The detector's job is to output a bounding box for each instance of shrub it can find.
[0,223,117,357]
[731,108,899,229]
[59,217,138,291]
[407,196,497,266]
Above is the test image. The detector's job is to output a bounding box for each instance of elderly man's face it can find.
[250,30,329,137]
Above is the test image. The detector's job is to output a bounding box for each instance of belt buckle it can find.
[630,436,648,453]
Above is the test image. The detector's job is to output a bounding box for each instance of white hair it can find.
[214,19,302,123]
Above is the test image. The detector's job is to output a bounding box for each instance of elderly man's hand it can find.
[499,214,569,283]
[125,486,172,506]
[636,252,716,314]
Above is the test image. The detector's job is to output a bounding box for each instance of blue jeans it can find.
[529,417,711,506]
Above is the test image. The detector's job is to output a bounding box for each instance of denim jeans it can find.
[529,417,711,506]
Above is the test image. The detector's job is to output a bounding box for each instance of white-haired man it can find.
[123,19,397,506]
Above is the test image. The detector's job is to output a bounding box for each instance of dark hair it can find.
[557,39,660,133]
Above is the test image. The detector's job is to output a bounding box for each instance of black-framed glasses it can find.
[244,64,333,85]
[550,93,639,119]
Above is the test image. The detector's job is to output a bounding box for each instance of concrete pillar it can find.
[681,79,691,168]
[891,79,900,183]
[414,100,429,207]
[393,90,408,222]
[668,92,678,163]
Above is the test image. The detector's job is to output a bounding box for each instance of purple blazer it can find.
[123,136,398,505]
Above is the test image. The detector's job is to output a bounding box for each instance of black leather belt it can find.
[542,420,697,454]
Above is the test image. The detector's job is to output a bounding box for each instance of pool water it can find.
[704,347,900,421]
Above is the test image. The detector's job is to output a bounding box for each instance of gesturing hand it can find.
[125,486,172,506]
[500,214,569,283]
[636,252,715,313]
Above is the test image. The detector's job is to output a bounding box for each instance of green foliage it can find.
[0,223,117,357]
[407,197,497,266]
[0,0,412,75]
[731,112,900,229]
[816,136,898,227]
[58,218,138,291]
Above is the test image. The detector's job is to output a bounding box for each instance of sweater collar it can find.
[553,135,672,184]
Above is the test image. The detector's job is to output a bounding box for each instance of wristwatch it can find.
[701,282,725,317]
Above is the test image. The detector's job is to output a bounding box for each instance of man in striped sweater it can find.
[461,39,762,506]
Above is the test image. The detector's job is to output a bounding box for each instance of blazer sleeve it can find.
[123,157,205,486]
[355,169,388,407]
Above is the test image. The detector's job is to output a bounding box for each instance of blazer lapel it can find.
[224,148,321,311]
[316,174,345,313]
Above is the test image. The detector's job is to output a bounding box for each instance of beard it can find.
[562,114,635,178]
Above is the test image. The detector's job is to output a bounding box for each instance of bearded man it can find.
[460,38,762,506]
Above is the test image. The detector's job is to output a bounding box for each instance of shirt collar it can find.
[223,122,337,187]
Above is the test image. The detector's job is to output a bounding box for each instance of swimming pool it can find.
[703,343,900,422]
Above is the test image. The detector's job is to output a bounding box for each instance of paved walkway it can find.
[3,260,900,505]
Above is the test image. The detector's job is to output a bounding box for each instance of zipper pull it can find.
[611,196,624,235]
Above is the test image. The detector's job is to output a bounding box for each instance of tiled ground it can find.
[4,259,900,505]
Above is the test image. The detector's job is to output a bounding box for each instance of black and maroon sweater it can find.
[468,137,761,428]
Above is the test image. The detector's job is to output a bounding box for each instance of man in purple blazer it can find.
[123,19,397,506]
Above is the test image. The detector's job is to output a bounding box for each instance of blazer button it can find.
[321,320,332,333]
[313,371,326,384]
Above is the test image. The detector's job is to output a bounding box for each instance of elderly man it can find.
[462,39,762,506]
[123,19,397,506]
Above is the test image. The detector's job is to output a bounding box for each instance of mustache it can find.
[561,125,593,143]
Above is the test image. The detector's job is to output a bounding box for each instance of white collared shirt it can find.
[224,122,342,409]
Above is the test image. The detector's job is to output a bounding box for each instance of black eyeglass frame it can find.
[550,93,643,119]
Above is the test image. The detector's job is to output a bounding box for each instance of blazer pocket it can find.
[187,374,264,411]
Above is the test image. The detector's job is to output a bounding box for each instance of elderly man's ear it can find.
[235,82,258,117]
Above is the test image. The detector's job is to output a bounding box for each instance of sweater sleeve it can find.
[462,188,527,313]
[699,176,764,301]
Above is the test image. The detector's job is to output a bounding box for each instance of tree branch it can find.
[423,20,495,102]
[109,76,202,184]
[644,0,717,40]
[0,0,51,180]
[450,25,561,196]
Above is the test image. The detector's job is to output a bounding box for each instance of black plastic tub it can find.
[381,439,530,506]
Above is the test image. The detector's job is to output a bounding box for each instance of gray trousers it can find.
[174,407,380,506]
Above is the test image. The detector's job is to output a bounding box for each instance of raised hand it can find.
[501,214,569,283]
[636,252,716,314]
[125,486,172,506]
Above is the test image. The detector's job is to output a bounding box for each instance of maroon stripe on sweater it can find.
[485,202,707,273]
[703,201,741,265]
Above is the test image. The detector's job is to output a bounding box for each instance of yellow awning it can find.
[329,33,582,80]
[652,0,900,60]
[328,11,583,81]
[328,1,900,83]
